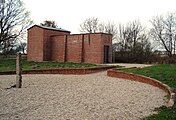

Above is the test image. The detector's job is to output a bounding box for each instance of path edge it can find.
[107,69,175,108]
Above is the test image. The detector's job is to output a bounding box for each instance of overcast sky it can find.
[23,0,176,34]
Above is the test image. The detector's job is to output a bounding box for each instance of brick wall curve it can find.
[107,69,175,107]
[0,66,116,75]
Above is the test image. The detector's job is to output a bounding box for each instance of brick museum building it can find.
[27,25,112,64]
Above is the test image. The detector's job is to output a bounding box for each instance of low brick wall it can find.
[107,69,175,107]
[0,66,116,75]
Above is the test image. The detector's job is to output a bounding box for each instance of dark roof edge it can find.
[27,25,71,33]
[69,32,112,36]
[50,33,112,37]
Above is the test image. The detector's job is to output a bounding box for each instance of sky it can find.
[22,0,176,34]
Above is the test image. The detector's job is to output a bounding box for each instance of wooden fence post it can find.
[16,53,22,88]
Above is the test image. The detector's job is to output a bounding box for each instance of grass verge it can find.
[0,59,98,72]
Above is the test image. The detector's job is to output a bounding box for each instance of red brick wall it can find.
[67,35,83,63]
[83,34,103,64]
[83,33,112,64]
[49,33,112,64]
[51,35,66,62]
[27,26,112,64]
[27,26,44,61]
[43,29,70,61]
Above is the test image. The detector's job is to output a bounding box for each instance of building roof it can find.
[69,32,112,36]
[27,25,71,33]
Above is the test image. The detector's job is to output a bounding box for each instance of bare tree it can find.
[99,22,118,41]
[115,21,151,63]
[80,17,118,40]
[40,20,58,28]
[79,18,151,63]
[117,21,145,50]
[15,41,27,54]
[150,13,176,60]
[0,0,32,55]
[80,17,99,33]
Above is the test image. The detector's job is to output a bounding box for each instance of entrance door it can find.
[104,45,109,63]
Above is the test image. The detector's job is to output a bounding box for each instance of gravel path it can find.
[105,63,153,68]
[0,72,166,120]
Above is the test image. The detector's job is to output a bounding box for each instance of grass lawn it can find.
[120,64,176,120]
[0,59,98,72]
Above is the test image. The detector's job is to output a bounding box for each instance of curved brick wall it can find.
[107,69,175,107]
[0,66,116,75]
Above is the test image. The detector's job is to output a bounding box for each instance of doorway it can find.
[104,45,109,63]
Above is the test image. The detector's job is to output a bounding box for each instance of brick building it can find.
[27,25,112,64]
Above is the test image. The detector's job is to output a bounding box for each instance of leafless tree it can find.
[150,13,176,59]
[115,21,152,63]
[0,0,32,55]
[80,17,99,33]
[40,20,58,28]
[99,22,118,41]
[117,21,145,50]
[15,41,27,54]
[80,17,118,40]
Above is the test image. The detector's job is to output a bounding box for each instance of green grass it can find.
[0,59,98,72]
[144,105,176,120]
[121,64,176,88]
[120,64,176,120]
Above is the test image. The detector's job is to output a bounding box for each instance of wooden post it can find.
[16,53,22,88]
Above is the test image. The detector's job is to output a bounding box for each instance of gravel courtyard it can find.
[0,72,166,120]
